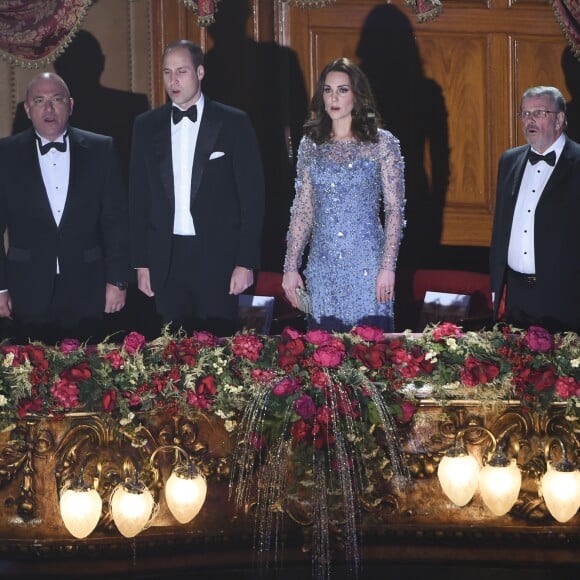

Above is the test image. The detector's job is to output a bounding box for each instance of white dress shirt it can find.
[171,94,204,235]
[37,131,70,273]
[507,133,566,274]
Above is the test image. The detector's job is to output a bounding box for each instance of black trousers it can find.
[154,235,238,337]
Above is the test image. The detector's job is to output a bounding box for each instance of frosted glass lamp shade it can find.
[437,449,480,506]
[478,458,521,516]
[111,482,155,538]
[60,487,102,539]
[541,462,580,523]
[165,465,207,524]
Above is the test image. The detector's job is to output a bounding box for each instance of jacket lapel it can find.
[190,98,221,204]
[153,104,175,202]
[537,137,574,203]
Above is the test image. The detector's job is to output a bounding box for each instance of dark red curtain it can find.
[0,0,93,67]
[551,0,580,57]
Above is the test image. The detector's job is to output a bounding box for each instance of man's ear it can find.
[197,65,205,81]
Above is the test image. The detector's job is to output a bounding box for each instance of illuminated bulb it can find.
[165,464,207,524]
[110,480,155,538]
[60,486,102,539]
[478,456,521,516]
[541,461,580,523]
[437,447,480,506]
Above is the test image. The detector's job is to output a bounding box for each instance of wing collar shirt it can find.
[507,132,566,274]
[171,94,204,236]
[37,130,70,273]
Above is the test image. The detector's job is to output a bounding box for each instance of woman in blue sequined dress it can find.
[282,58,405,332]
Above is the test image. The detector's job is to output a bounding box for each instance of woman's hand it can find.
[376,269,395,303]
[282,271,305,309]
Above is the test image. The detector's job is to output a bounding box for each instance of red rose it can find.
[60,362,92,382]
[523,326,554,353]
[397,401,416,423]
[250,368,277,384]
[555,377,580,399]
[103,350,125,370]
[248,431,266,450]
[102,389,117,412]
[197,375,217,396]
[186,391,212,410]
[352,325,385,342]
[460,356,500,386]
[291,419,312,443]
[313,344,345,368]
[316,404,332,425]
[294,394,316,419]
[350,343,388,369]
[527,367,558,392]
[123,331,146,354]
[17,397,43,419]
[311,368,331,388]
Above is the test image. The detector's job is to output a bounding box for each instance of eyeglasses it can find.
[517,110,559,120]
[29,96,69,107]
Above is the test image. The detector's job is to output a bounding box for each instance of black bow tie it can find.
[37,134,67,155]
[172,105,197,124]
[528,150,556,166]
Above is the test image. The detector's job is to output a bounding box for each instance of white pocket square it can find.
[209,151,225,160]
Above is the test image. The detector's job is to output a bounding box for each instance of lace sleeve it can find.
[378,130,406,271]
[283,137,315,272]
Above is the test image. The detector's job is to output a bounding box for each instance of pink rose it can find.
[524,326,554,353]
[555,376,580,399]
[248,431,266,450]
[123,331,146,354]
[281,327,303,340]
[294,394,316,418]
[352,325,385,342]
[231,334,263,362]
[272,377,301,397]
[397,401,416,423]
[59,338,81,354]
[191,330,217,347]
[432,322,462,342]
[50,379,80,409]
[305,329,332,345]
[313,344,345,368]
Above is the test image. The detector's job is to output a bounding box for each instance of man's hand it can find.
[137,267,155,297]
[104,284,126,313]
[229,266,253,295]
[0,291,12,319]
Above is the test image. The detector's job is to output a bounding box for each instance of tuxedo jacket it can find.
[0,127,129,320]
[489,136,580,332]
[128,98,265,295]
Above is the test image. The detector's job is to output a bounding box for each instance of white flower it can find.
[425,350,438,362]
[2,352,14,366]
[224,420,236,432]
[446,338,458,351]
[0,395,7,407]
[571,357,580,368]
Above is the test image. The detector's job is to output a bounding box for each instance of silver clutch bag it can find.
[295,287,312,315]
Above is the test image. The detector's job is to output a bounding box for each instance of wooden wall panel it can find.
[282,0,571,250]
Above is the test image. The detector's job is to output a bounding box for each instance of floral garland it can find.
[1,323,579,435]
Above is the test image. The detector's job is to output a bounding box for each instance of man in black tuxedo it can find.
[0,73,129,344]
[128,40,265,336]
[490,85,580,333]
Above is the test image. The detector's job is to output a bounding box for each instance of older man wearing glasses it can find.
[490,85,580,333]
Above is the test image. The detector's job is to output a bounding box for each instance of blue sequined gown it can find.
[284,130,405,332]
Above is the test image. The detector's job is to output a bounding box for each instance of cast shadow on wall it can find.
[562,46,580,144]
[202,0,308,273]
[10,30,157,341]
[11,29,150,184]
[356,4,451,331]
